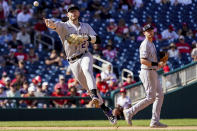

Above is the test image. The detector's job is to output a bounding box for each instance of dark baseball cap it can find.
[143,24,154,32]
[67,5,79,12]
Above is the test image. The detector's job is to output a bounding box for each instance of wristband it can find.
[151,62,158,66]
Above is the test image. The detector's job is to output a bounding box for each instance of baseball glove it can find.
[67,34,88,45]
[160,53,168,63]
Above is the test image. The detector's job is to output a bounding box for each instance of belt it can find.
[141,68,156,70]
[67,51,87,62]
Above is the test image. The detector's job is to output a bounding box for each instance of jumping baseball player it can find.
[123,24,167,128]
[113,88,132,119]
[44,5,117,125]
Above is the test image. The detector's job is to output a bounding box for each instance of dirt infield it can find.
[1,126,197,130]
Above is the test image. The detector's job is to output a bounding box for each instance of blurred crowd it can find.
[0,0,197,108]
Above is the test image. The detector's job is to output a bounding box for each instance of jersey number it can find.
[82,42,86,48]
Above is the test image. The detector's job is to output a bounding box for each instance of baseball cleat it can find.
[104,108,117,125]
[123,109,132,126]
[92,96,100,108]
[150,122,168,128]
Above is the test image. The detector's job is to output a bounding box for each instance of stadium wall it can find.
[0,81,196,121]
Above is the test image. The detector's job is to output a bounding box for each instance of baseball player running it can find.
[44,5,117,125]
[123,24,167,128]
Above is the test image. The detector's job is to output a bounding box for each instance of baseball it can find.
[33,1,39,7]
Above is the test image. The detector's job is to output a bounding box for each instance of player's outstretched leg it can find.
[90,89,117,125]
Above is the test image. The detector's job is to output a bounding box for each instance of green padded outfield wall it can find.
[0,82,196,121]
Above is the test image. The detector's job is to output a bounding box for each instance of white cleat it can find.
[150,122,168,128]
[123,109,132,126]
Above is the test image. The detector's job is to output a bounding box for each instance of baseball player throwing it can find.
[123,24,167,128]
[44,5,116,125]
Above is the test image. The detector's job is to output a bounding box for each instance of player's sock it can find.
[100,103,110,112]
[90,89,98,97]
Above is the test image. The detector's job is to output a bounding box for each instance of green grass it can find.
[0,119,197,131]
[0,119,197,127]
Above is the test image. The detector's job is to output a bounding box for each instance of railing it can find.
[34,33,55,50]
[121,68,134,83]
[93,55,113,72]
[112,61,197,106]
[0,96,112,109]
[162,61,197,93]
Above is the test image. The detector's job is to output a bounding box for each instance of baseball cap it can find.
[109,18,115,23]
[179,35,184,40]
[28,85,36,92]
[142,24,154,32]
[96,73,101,78]
[42,82,48,86]
[132,18,138,23]
[5,77,10,82]
[168,25,174,31]
[120,88,126,93]
[59,75,65,80]
[67,5,79,12]
[0,84,4,88]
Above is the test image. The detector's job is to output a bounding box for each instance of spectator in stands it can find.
[0,27,12,44]
[129,18,141,35]
[170,0,192,5]
[133,0,143,8]
[102,40,117,62]
[67,86,80,108]
[32,75,42,87]
[163,63,170,73]
[176,35,191,54]
[118,0,132,11]
[191,43,197,61]
[100,7,111,20]
[54,75,68,94]
[34,18,48,33]
[115,19,129,41]
[16,60,28,75]
[108,78,118,91]
[178,23,193,37]
[123,74,136,87]
[87,0,101,12]
[101,64,117,84]
[107,18,118,33]
[51,86,66,108]
[42,82,51,96]
[17,6,32,27]
[4,77,11,90]
[34,83,47,108]
[20,81,29,97]
[11,71,25,90]
[96,73,109,97]
[155,0,170,4]
[167,43,180,59]
[6,84,21,108]
[4,48,17,66]
[0,85,7,108]
[0,0,9,26]
[0,72,8,86]
[16,26,31,45]
[14,45,28,62]
[23,85,37,109]
[91,43,103,58]
[45,50,62,66]
[59,51,69,70]
[161,25,179,42]
[137,31,145,42]
[28,47,39,64]
[113,87,132,119]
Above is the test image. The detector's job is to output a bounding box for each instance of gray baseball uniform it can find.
[55,20,103,104]
[127,38,164,125]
